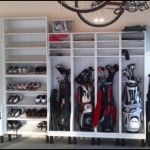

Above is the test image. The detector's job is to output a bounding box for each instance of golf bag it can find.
[122,64,142,133]
[50,64,71,131]
[75,67,94,131]
[92,64,118,132]
[146,75,150,142]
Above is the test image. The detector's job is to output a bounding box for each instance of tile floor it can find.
[0,136,149,149]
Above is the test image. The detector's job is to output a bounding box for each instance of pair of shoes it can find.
[35,95,47,104]
[7,83,28,90]
[7,121,22,130]
[7,95,23,104]
[28,82,41,91]
[8,109,24,118]
[26,108,47,118]
[7,82,41,91]
[35,66,46,74]
[7,66,32,74]
[37,121,47,131]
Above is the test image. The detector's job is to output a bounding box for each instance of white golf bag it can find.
[122,79,143,133]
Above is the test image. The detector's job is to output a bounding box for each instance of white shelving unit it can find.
[48,31,146,142]
[3,17,48,137]
[0,17,148,144]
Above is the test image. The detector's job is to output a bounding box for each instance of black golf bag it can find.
[146,75,150,144]
[50,64,71,131]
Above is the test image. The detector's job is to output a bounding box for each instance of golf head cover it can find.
[75,67,94,85]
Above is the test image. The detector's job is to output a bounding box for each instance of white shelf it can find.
[7,113,47,121]
[73,48,94,50]
[6,86,47,94]
[6,41,46,49]
[49,48,70,51]
[121,47,144,49]
[73,41,94,43]
[97,48,119,50]
[5,47,46,50]
[122,40,144,42]
[49,41,70,43]
[7,97,47,108]
[7,121,47,136]
[5,33,46,36]
[6,74,47,78]
[7,131,46,136]
[49,33,71,35]
[6,91,47,94]
[73,56,94,58]
[50,56,70,58]
[97,40,119,43]
[5,28,46,34]
[97,56,119,58]
[122,55,144,58]
[6,55,46,64]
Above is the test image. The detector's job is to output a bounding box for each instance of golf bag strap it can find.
[92,88,104,127]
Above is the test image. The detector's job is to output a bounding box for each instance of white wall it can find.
[0,1,150,32]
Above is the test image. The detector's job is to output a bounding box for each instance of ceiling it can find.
[0,1,150,32]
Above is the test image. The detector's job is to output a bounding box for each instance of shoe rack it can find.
[3,17,48,136]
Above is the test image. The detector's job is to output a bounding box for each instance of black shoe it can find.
[12,121,22,130]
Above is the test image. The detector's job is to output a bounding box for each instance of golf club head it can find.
[122,69,131,79]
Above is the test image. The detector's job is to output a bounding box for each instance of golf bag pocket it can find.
[123,105,142,133]
[101,104,116,132]
[76,86,94,131]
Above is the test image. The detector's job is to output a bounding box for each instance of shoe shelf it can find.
[3,17,48,136]
[6,55,46,64]
[7,121,47,136]
[6,97,47,108]
[5,28,46,34]
[6,86,47,94]
[5,74,47,78]
[5,41,46,49]
[7,114,47,121]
